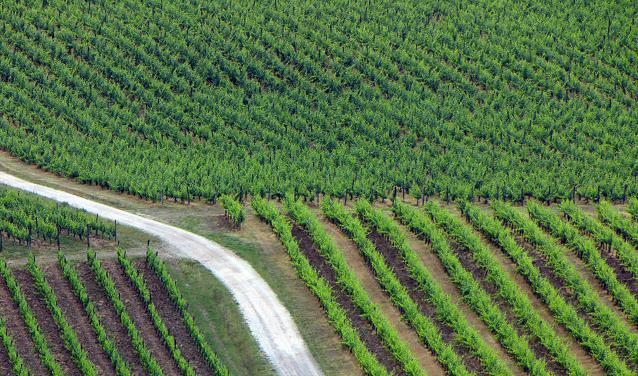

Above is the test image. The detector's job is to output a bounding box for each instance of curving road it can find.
[0,171,323,376]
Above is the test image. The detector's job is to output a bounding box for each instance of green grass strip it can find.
[337,199,511,376]
[493,201,638,365]
[463,201,631,375]
[393,201,550,376]
[251,197,389,376]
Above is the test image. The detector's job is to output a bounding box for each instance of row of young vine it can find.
[251,197,389,375]
[285,197,425,376]
[461,201,633,374]
[422,201,586,375]
[491,202,638,366]
[392,201,550,376]
[328,198,510,375]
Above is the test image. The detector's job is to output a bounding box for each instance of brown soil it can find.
[0,275,46,375]
[44,264,115,375]
[0,325,15,375]
[290,224,403,375]
[135,259,214,375]
[600,246,638,298]
[102,261,182,375]
[12,268,82,375]
[76,262,146,375]
[365,229,488,374]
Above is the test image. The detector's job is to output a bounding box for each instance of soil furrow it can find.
[0,327,14,375]
[0,277,45,375]
[135,260,214,376]
[291,224,404,375]
[102,261,182,375]
[45,264,116,375]
[76,261,147,375]
[13,268,82,376]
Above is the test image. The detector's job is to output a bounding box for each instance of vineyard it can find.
[0,184,228,376]
[0,247,229,376]
[1,0,638,374]
[0,0,637,202]
[251,193,638,376]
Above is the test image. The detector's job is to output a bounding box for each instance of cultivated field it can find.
[0,0,637,375]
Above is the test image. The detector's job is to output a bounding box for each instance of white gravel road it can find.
[0,171,323,376]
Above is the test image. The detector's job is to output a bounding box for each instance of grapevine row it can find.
[86,250,165,376]
[338,199,511,375]
[560,201,638,284]
[145,250,230,376]
[57,252,133,376]
[392,201,550,375]
[0,258,64,375]
[461,201,632,374]
[285,197,425,376]
[116,248,196,376]
[492,201,638,364]
[423,201,586,375]
[251,197,389,376]
[528,201,638,326]
[27,256,97,375]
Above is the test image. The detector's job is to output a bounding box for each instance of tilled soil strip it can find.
[76,262,147,375]
[135,260,214,376]
[512,234,636,368]
[290,225,404,376]
[0,276,46,375]
[366,230,487,375]
[45,264,116,375]
[444,237,567,376]
[594,242,638,300]
[13,269,82,376]
[103,261,182,375]
[0,324,14,376]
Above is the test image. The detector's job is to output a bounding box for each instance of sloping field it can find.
[255,195,638,375]
[0,0,636,202]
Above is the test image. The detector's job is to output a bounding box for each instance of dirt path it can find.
[13,269,82,376]
[45,264,116,375]
[316,213,445,375]
[0,171,322,376]
[0,276,47,375]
